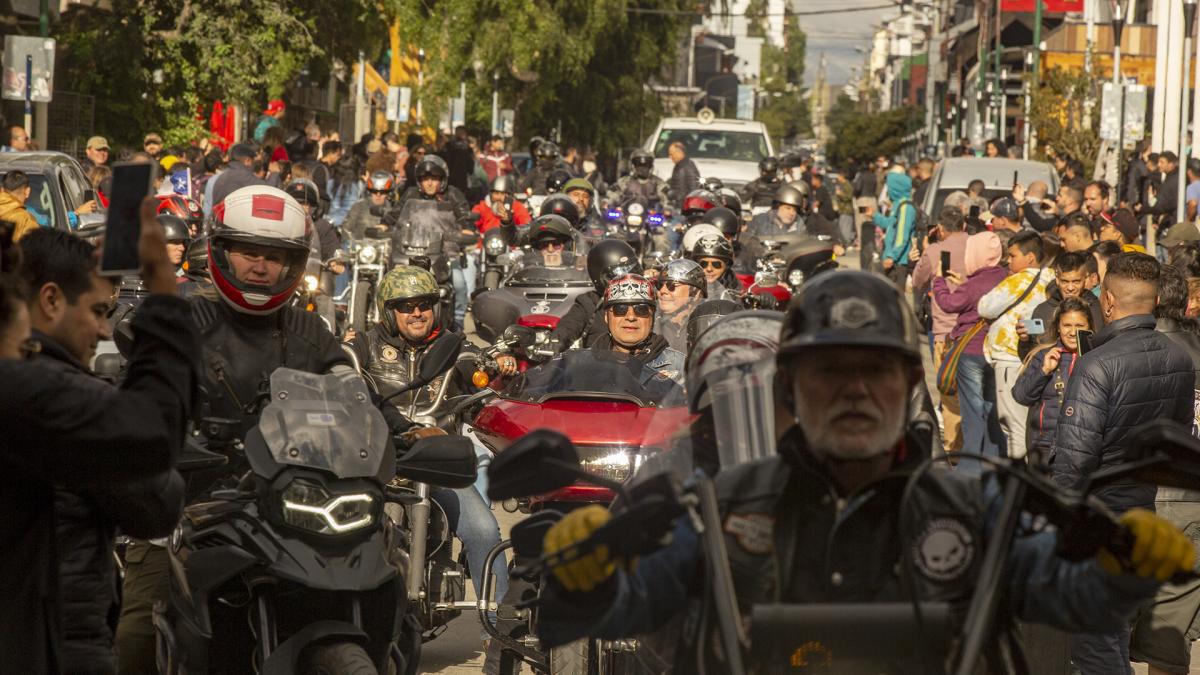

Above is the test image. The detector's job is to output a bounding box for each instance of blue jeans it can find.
[1070,625,1133,675]
[431,486,509,605]
[451,262,469,327]
[955,354,1006,475]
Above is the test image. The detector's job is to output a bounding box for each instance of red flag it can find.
[1001,0,1082,12]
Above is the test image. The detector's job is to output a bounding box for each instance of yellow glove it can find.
[543,504,615,593]
[1098,509,1196,582]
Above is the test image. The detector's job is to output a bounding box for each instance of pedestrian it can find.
[80,136,110,173]
[833,171,857,247]
[209,142,269,207]
[1052,252,1195,672]
[1059,212,1096,253]
[1012,297,1095,467]
[142,133,163,160]
[253,98,286,144]
[1148,151,1182,235]
[932,231,1009,474]
[872,171,917,289]
[978,230,1054,459]
[1084,181,1112,222]
[1097,208,1148,253]
[985,138,1007,158]
[666,141,701,208]
[479,134,513,182]
[1017,251,1103,361]
[2,125,29,152]
[0,203,198,675]
[912,157,935,206]
[0,170,40,240]
[1185,159,1200,223]
[912,206,970,454]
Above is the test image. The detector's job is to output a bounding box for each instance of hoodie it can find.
[871,173,916,265]
[931,232,1007,356]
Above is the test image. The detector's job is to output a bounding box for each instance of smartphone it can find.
[1025,318,1045,335]
[1077,329,1094,355]
[969,205,981,219]
[940,251,951,275]
[1013,170,1019,186]
[98,162,155,275]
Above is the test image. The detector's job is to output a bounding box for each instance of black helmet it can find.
[284,180,323,219]
[491,174,518,195]
[528,214,575,248]
[700,176,724,192]
[759,156,780,176]
[415,154,449,180]
[778,270,920,362]
[717,188,742,218]
[630,149,654,169]
[539,194,581,228]
[158,214,191,243]
[586,239,641,292]
[536,141,560,162]
[689,232,734,264]
[780,152,803,169]
[773,183,807,209]
[659,258,707,298]
[545,169,573,194]
[686,298,742,355]
[702,207,740,239]
[529,136,545,155]
[185,236,209,274]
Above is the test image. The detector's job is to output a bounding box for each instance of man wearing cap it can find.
[563,177,602,232]
[531,269,1192,673]
[209,142,269,208]
[253,99,286,144]
[1098,208,1148,254]
[990,196,1026,251]
[81,136,110,172]
[143,133,164,160]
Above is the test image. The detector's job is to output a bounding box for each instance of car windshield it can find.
[257,368,389,479]
[653,129,768,162]
[502,349,685,407]
[0,171,54,229]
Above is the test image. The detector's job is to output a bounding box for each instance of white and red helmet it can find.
[208,185,311,315]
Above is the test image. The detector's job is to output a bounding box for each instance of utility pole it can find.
[1112,0,1127,201]
[1178,0,1197,226]
[1030,0,1042,156]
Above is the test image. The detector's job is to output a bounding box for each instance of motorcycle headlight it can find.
[281,480,376,535]
[788,269,804,287]
[627,215,643,227]
[628,202,645,216]
[485,236,506,255]
[580,448,640,483]
[304,274,320,292]
[358,244,378,265]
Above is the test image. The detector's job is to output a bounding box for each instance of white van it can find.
[644,116,774,190]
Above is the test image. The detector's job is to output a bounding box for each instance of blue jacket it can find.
[539,429,1159,671]
[872,172,916,265]
[1051,314,1194,512]
[1012,343,1078,458]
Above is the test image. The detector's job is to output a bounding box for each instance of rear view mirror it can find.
[1088,420,1200,492]
[487,429,581,500]
[395,435,478,489]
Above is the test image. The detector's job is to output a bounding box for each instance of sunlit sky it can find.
[797,0,894,86]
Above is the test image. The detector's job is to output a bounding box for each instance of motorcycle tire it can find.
[483,269,501,291]
[300,641,377,675]
[351,281,371,334]
[549,639,593,675]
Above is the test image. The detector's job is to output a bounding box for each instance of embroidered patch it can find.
[1064,406,1074,417]
[829,297,878,330]
[724,513,775,555]
[381,346,398,361]
[912,518,975,582]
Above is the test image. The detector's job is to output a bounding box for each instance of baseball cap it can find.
[1103,208,1140,243]
[990,196,1020,221]
[264,99,286,115]
[144,133,163,145]
[86,136,110,151]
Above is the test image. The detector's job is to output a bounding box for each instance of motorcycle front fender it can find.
[259,620,370,675]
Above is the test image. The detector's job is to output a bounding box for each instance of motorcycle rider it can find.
[536,270,1194,673]
[473,174,531,237]
[343,170,396,240]
[116,185,380,671]
[344,265,509,652]
[156,193,203,237]
[545,168,573,196]
[527,214,579,268]
[688,232,741,298]
[746,182,807,239]
[607,148,670,208]
[520,141,572,196]
[590,273,684,386]
[654,259,707,353]
[564,177,604,232]
[393,154,475,328]
[680,188,720,225]
[739,156,785,208]
[538,193,582,230]
[160,213,192,282]
[540,239,642,356]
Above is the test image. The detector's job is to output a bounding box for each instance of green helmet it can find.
[563,177,594,195]
[377,265,439,334]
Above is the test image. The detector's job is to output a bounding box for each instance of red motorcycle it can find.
[466,349,693,674]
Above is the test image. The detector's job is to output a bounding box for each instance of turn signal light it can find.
[472,370,490,388]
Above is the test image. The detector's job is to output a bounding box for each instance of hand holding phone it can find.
[940,251,952,276]
[99,161,155,275]
[1025,318,1045,336]
[1077,329,1094,355]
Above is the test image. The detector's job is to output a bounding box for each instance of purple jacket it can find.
[931,265,1007,355]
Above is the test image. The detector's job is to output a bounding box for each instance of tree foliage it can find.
[1028,66,1100,177]
[384,0,693,154]
[825,94,912,168]
[52,0,382,146]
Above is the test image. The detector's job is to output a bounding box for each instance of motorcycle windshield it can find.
[257,368,390,479]
[503,349,685,408]
[507,260,590,284]
[706,357,778,468]
[393,200,453,253]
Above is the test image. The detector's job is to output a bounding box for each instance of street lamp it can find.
[1111,0,1128,201]
[1179,0,1197,226]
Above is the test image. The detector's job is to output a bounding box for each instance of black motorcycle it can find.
[155,339,478,675]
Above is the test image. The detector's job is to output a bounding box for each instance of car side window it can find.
[62,165,90,209]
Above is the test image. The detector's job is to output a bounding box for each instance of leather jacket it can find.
[739,176,784,208]
[349,324,476,421]
[608,174,670,209]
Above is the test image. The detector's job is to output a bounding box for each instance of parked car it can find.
[644,115,774,190]
[0,151,99,232]
[920,157,1060,218]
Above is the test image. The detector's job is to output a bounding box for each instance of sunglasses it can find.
[698,259,726,270]
[387,299,434,314]
[534,239,566,250]
[367,188,390,195]
[609,304,653,318]
[655,280,686,292]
